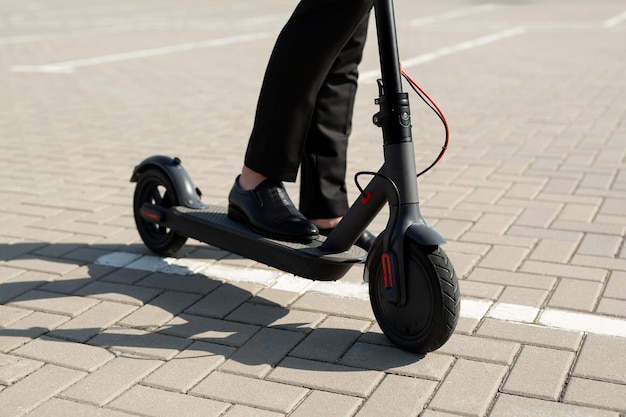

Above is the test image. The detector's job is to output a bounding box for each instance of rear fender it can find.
[131,155,206,209]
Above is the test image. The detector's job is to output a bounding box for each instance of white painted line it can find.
[461,298,492,320]
[310,280,370,300]
[11,32,271,73]
[359,26,527,83]
[0,26,144,46]
[95,252,626,338]
[488,302,540,323]
[271,274,316,293]
[539,309,626,338]
[410,4,498,27]
[96,251,142,267]
[603,10,626,27]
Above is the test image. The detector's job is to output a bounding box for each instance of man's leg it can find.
[243,0,374,182]
[299,14,370,221]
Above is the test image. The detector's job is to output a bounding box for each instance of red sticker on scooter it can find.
[361,192,373,205]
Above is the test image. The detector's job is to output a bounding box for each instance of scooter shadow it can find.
[0,242,426,370]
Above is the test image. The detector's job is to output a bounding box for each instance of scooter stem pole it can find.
[373,0,403,98]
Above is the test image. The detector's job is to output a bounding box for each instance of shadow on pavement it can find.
[0,242,425,370]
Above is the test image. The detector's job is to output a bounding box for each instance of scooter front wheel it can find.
[133,168,187,256]
[366,237,460,353]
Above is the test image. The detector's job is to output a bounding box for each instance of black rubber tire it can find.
[133,168,187,256]
[366,235,460,353]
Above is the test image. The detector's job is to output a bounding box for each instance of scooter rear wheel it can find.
[366,236,460,353]
[133,168,187,256]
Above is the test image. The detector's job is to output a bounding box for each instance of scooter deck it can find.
[166,205,367,281]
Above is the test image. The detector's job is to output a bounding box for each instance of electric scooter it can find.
[131,0,460,353]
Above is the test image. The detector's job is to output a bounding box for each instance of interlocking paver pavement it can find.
[1,0,626,416]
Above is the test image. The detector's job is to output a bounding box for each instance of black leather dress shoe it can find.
[228,177,319,242]
[319,228,376,251]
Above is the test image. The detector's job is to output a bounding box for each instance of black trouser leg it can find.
[244,0,373,182]
[299,15,370,219]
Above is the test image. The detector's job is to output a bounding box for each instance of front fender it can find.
[131,155,206,209]
[405,222,446,247]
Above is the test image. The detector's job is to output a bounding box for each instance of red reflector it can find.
[140,209,161,221]
[361,192,373,205]
[382,252,392,288]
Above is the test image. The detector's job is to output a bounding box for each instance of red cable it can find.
[400,65,450,177]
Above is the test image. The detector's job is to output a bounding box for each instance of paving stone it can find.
[14,335,114,372]
[0,305,30,327]
[4,256,79,275]
[226,302,325,333]
[428,359,507,416]
[291,292,375,320]
[39,264,114,294]
[557,203,598,222]
[547,278,603,311]
[470,213,516,234]
[289,316,370,362]
[521,260,607,282]
[552,219,625,236]
[185,283,256,318]
[457,280,503,301]
[577,233,622,257]
[490,393,619,417]
[453,316,480,335]
[0,312,69,353]
[7,289,99,316]
[508,225,583,242]
[497,285,548,307]
[74,281,162,306]
[250,287,300,307]
[477,318,583,350]
[48,301,137,342]
[0,353,43,385]
[89,326,191,360]
[143,341,234,393]
[221,405,284,417]
[108,384,229,417]
[220,327,304,377]
[191,371,308,413]
[0,243,49,262]
[420,411,465,417]
[443,251,480,279]
[0,271,56,303]
[514,206,561,228]
[563,377,626,412]
[460,231,536,249]
[290,390,362,417]
[27,398,136,417]
[60,354,162,406]
[529,238,578,263]
[340,342,453,380]
[468,268,556,290]
[431,219,472,240]
[604,271,626,299]
[572,334,626,384]
[596,297,626,318]
[355,374,437,417]
[160,314,260,347]
[0,364,85,417]
[444,240,491,257]
[118,291,202,329]
[572,254,626,272]
[437,334,520,364]
[100,268,152,285]
[268,357,384,397]
[502,345,575,400]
